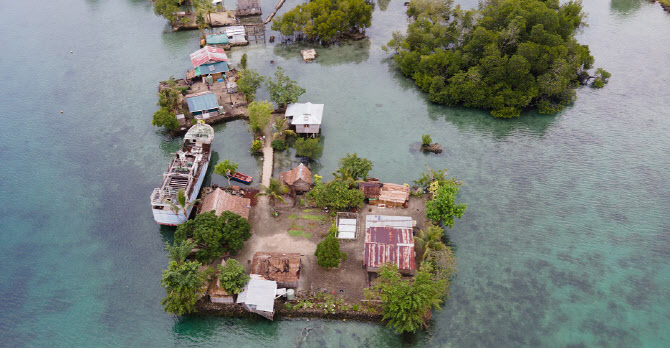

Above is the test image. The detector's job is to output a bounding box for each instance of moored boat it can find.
[227,171,253,184]
[150,123,214,225]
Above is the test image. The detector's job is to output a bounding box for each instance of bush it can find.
[295,137,323,160]
[421,134,432,146]
[217,259,249,295]
[271,139,286,151]
[314,229,343,268]
[251,140,263,153]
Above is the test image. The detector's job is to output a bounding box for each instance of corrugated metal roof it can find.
[225,26,246,36]
[236,278,277,313]
[190,46,228,68]
[285,102,324,125]
[195,61,229,76]
[206,33,229,45]
[186,92,219,112]
[200,188,251,219]
[251,252,301,284]
[364,215,415,271]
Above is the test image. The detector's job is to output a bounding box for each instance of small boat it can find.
[227,171,253,184]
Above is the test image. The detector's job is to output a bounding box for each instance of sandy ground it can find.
[232,194,430,304]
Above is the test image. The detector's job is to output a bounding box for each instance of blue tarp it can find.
[195,61,229,77]
[186,93,219,114]
[206,34,229,45]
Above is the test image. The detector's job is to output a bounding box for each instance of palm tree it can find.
[414,225,446,260]
[164,189,200,222]
[272,117,297,139]
[256,178,289,205]
[332,167,363,189]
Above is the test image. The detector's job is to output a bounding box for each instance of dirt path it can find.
[260,122,273,187]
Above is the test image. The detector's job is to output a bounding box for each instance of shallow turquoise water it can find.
[1,0,669,347]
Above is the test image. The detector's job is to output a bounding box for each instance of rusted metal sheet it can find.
[190,46,228,68]
[364,226,415,272]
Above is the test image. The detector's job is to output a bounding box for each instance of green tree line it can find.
[385,0,610,118]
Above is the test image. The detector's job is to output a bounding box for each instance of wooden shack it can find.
[278,163,312,194]
[359,180,382,203]
[200,188,251,219]
[376,183,410,208]
[301,49,317,62]
[251,252,301,288]
[237,0,262,16]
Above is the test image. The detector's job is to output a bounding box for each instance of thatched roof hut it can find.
[278,163,312,193]
[251,252,301,288]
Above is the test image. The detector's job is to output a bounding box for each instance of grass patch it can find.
[287,214,299,220]
[288,230,312,238]
[289,222,305,230]
[301,214,328,221]
[302,209,313,213]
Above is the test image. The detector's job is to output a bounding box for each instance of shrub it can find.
[271,139,286,151]
[251,140,263,153]
[421,134,432,146]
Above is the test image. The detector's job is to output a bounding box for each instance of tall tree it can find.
[217,259,249,294]
[175,211,251,262]
[161,260,206,315]
[214,159,239,185]
[237,69,265,103]
[265,67,306,109]
[165,239,196,264]
[314,228,344,268]
[247,100,273,132]
[152,107,179,130]
[256,178,289,204]
[425,182,467,228]
[335,153,373,181]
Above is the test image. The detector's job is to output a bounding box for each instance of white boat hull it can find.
[152,160,209,226]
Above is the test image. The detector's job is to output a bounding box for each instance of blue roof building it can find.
[186,92,220,116]
[195,61,229,77]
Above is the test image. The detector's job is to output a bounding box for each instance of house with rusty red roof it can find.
[364,215,416,275]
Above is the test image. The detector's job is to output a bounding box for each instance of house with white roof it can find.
[284,102,324,137]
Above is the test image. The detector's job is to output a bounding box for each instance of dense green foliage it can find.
[165,239,196,264]
[251,139,263,153]
[175,211,251,262]
[367,263,447,333]
[414,225,447,259]
[334,153,373,182]
[152,107,179,130]
[270,0,373,43]
[217,259,249,294]
[413,165,461,189]
[257,178,289,204]
[426,182,467,228]
[248,100,273,132]
[214,159,239,185]
[237,69,265,103]
[592,67,611,88]
[153,0,183,23]
[271,139,287,150]
[314,228,343,268]
[265,67,306,108]
[386,0,609,117]
[307,179,365,212]
[161,260,206,315]
[421,134,432,146]
[295,138,323,160]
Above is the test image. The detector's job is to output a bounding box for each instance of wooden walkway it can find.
[263,0,286,24]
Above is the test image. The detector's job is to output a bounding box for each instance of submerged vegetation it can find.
[385,0,610,117]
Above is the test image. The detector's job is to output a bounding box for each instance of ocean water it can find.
[0,0,669,347]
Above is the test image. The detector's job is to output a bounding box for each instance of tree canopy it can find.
[265,67,306,108]
[425,181,467,228]
[214,160,239,185]
[248,100,273,132]
[161,260,206,315]
[307,179,364,212]
[175,211,251,262]
[237,69,265,103]
[295,137,323,160]
[152,107,179,130]
[314,227,344,268]
[367,263,446,333]
[256,178,289,205]
[271,0,373,43]
[217,259,249,294]
[335,153,373,181]
[385,0,609,117]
